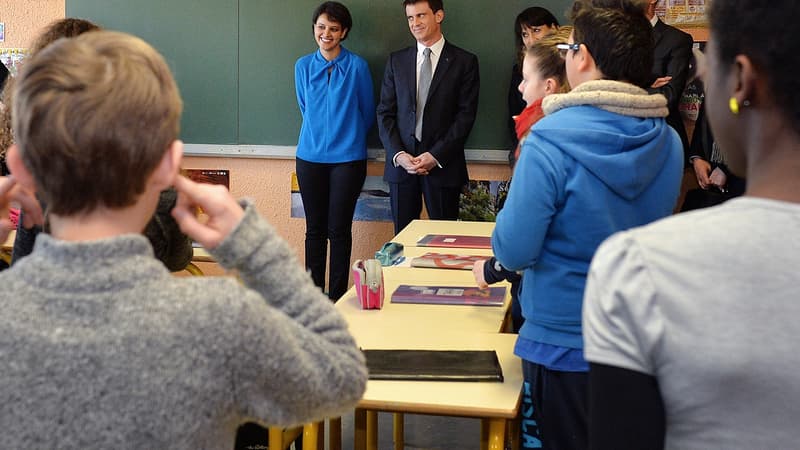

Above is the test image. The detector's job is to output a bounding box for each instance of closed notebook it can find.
[410,252,489,270]
[416,234,492,249]
[391,285,506,306]
[363,349,504,382]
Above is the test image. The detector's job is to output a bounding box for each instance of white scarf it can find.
[542,79,668,118]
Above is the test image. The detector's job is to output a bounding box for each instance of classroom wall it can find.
[183,155,511,276]
[4,2,695,279]
[0,0,65,48]
[1,2,511,279]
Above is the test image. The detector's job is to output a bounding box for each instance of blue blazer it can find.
[377,41,479,187]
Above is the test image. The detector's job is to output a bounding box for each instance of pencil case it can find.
[352,259,384,310]
[374,242,404,266]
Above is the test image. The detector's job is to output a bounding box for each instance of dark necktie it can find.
[415,47,432,141]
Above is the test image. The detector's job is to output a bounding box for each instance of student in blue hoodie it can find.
[492,1,683,448]
[294,1,375,301]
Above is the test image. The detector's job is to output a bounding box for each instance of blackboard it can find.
[66,0,573,151]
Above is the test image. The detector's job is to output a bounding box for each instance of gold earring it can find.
[729,97,739,115]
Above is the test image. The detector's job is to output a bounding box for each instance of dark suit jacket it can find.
[648,19,693,159]
[377,41,479,187]
[0,62,9,91]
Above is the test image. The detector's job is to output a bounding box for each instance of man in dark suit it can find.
[377,0,479,234]
[645,0,693,161]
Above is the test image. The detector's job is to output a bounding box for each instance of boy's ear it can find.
[573,45,602,83]
[150,140,184,190]
[5,144,37,191]
[577,44,594,73]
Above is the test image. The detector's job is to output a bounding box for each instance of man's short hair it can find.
[12,30,182,216]
[569,0,653,88]
[403,0,444,14]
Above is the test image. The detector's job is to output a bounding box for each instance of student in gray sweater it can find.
[0,30,367,448]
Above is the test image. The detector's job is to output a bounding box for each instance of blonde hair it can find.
[526,26,573,94]
[12,30,182,215]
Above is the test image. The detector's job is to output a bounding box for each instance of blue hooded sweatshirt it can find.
[493,101,683,356]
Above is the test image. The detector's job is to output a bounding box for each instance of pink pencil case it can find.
[352,259,384,309]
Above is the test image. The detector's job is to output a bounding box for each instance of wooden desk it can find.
[191,245,214,262]
[1,230,15,264]
[391,219,495,248]
[352,329,522,450]
[3,230,206,275]
[391,245,494,268]
[337,267,510,336]
[332,265,517,450]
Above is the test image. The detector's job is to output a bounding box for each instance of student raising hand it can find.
[171,174,244,250]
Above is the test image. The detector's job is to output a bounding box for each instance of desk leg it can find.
[354,409,367,450]
[481,418,506,450]
[302,422,323,450]
[366,410,379,450]
[268,426,283,450]
[507,416,520,450]
[329,417,342,450]
[392,413,404,450]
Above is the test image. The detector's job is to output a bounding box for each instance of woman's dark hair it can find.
[514,7,560,51]
[569,0,653,88]
[312,1,353,39]
[709,0,800,134]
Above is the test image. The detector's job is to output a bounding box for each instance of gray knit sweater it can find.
[0,203,367,449]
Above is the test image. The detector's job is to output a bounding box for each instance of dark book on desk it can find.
[391,285,505,306]
[416,234,491,249]
[410,252,489,270]
[363,349,504,382]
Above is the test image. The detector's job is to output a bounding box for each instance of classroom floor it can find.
[236,412,480,450]
[337,412,480,450]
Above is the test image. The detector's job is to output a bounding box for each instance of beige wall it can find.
[0,0,65,48]
[184,155,511,276]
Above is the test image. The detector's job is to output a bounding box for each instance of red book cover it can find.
[410,252,489,270]
[416,234,492,249]
[391,285,505,306]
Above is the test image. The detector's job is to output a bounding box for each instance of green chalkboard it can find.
[67,0,573,150]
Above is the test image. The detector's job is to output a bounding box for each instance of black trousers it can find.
[295,157,366,300]
[522,360,588,450]
[388,174,461,235]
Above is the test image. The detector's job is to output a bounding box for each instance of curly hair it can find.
[29,18,100,55]
[0,18,100,162]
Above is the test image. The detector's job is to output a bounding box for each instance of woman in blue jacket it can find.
[294,1,375,300]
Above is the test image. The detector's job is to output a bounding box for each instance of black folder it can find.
[363,349,504,382]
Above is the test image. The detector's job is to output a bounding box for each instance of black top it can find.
[507,64,526,148]
[12,188,193,272]
[588,363,666,450]
[0,62,9,91]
